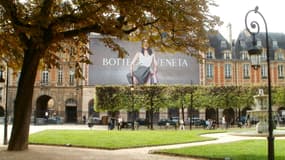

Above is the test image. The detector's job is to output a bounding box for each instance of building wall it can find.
[3,32,285,125]
[201,59,285,87]
[81,86,95,119]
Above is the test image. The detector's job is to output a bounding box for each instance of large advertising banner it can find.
[88,34,199,85]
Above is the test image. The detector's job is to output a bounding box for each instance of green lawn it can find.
[155,139,285,160]
[29,129,222,149]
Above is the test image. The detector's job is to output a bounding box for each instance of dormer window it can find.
[221,40,227,49]
[273,40,279,48]
[277,52,284,60]
[261,49,266,60]
[240,40,246,49]
[241,51,249,60]
[206,48,215,59]
[224,51,232,60]
[257,40,262,47]
[207,52,213,59]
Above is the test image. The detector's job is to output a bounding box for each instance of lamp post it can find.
[189,80,194,130]
[130,85,135,130]
[245,6,274,160]
[189,89,193,130]
[0,63,8,145]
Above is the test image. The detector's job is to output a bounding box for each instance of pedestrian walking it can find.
[179,119,185,130]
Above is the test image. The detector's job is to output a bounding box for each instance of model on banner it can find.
[127,39,158,84]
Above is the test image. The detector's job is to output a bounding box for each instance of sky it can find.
[210,0,285,42]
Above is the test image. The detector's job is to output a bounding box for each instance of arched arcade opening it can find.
[88,99,99,117]
[223,108,235,126]
[65,98,77,123]
[168,108,179,118]
[35,95,53,118]
[0,106,4,117]
[205,107,218,127]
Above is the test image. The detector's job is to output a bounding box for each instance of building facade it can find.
[1,31,285,125]
[200,30,285,122]
[0,48,91,124]
[201,30,285,87]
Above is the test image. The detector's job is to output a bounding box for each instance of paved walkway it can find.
[0,125,277,160]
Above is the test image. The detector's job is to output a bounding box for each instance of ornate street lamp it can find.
[247,34,262,70]
[245,6,274,160]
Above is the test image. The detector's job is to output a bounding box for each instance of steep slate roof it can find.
[235,30,285,59]
[207,32,231,59]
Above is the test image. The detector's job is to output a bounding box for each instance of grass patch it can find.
[29,129,222,149]
[156,139,285,160]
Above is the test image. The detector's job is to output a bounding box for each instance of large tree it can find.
[0,0,220,150]
[95,86,125,113]
[272,87,285,107]
[168,85,195,122]
[138,85,168,130]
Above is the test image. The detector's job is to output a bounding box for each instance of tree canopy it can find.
[0,0,220,66]
[0,0,220,151]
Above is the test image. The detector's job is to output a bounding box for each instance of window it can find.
[257,40,262,47]
[66,98,77,106]
[273,41,278,48]
[206,64,214,78]
[261,49,266,60]
[243,64,250,78]
[41,69,49,85]
[224,51,231,60]
[240,40,246,49]
[206,51,214,59]
[59,52,67,61]
[221,40,227,49]
[206,48,215,59]
[57,68,63,85]
[241,51,249,60]
[278,65,284,78]
[69,70,75,85]
[225,64,232,78]
[277,52,284,60]
[261,64,267,78]
[70,47,75,55]
[69,47,75,61]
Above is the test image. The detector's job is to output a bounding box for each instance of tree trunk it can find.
[150,97,154,130]
[181,106,185,122]
[8,49,41,151]
[150,106,154,130]
[216,108,219,128]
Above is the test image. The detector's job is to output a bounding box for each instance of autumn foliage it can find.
[0,0,220,150]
